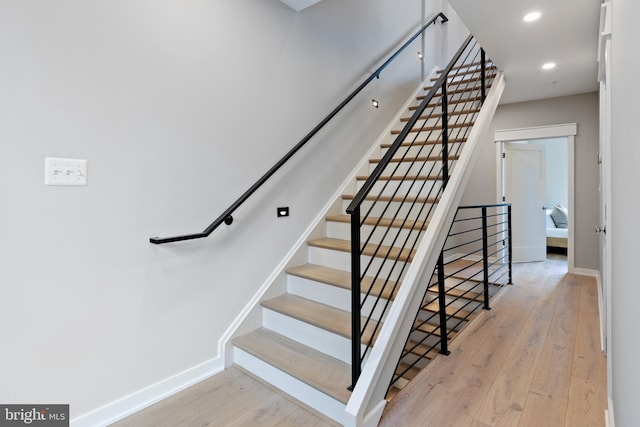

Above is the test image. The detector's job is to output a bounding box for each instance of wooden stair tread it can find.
[405,339,440,358]
[233,328,351,404]
[427,284,483,301]
[326,214,429,232]
[410,95,483,110]
[386,385,402,401]
[369,154,459,164]
[308,237,415,263]
[418,86,485,99]
[379,138,466,148]
[412,319,457,338]
[421,301,474,320]
[428,75,488,85]
[423,69,497,91]
[444,258,506,280]
[396,362,422,381]
[436,62,495,73]
[355,174,441,182]
[261,293,380,346]
[400,108,480,122]
[342,194,439,204]
[286,263,399,301]
[390,121,474,134]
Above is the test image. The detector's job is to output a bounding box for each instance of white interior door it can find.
[504,143,547,262]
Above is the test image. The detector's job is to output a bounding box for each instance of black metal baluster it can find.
[508,204,513,285]
[436,253,450,355]
[481,48,486,103]
[441,84,449,188]
[481,207,491,310]
[349,206,362,390]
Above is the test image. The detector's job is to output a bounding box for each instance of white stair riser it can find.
[341,199,437,221]
[308,246,409,283]
[233,347,346,425]
[287,275,391,322]
[327,220,425,249]
[356,178,444,198]
[263,308,352,363]
[262,309,374,367]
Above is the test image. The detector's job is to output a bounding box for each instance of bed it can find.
[546,207,568,249]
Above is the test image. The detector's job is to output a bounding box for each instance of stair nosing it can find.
[233,328,351,404]
[307,237,415,263]
[286,263,399,301]
[261,293,380,346]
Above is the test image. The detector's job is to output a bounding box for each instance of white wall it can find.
[0,0,469,424]
[610,0,640,424]
[460,93,600,269]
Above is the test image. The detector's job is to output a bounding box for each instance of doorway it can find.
[495,124,577,271]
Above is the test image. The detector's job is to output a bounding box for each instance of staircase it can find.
[232,42,503,425]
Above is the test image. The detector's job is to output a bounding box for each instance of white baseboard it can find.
[595,271,606,353]
[606,397,614,427]
[570,267,599,277]
[71,357,223,427]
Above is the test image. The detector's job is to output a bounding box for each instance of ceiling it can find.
[448,0,602,104]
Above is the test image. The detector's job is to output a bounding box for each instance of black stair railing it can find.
[346,34,497,388]
[389,203,512,393]
[149,12,448,244]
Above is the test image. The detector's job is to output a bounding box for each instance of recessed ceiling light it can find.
[542,62,556,70]
[371,99,379,108]
[523,11,541,22]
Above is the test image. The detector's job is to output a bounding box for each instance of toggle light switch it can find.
[45,157,88,186]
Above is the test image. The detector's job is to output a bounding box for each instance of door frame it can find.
[495,123,577,272]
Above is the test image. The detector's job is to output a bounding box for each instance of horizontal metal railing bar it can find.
[443,238,485,253]
[444,246,485,263]
[490,270,509,285]
[488,263,508,278]
[150,12,449,244]
[452,212,507,223]
[458,203,512,210]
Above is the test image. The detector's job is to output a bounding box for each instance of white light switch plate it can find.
[45,157,88,186]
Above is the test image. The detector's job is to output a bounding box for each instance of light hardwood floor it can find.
[110,366,340,427]
[111,254,606,426]
[380,254,607,427]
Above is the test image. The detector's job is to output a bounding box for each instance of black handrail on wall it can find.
[149,12,448,244]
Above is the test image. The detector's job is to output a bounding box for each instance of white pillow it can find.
[550,204,568,229]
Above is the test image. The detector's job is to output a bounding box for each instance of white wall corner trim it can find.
[279,0,323,12]
[71,357,223,427]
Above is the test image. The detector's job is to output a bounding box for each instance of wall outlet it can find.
[45,157,87,186]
